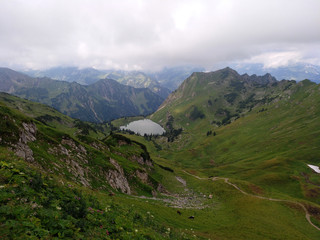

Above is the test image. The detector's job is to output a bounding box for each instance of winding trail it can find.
[182,170,320,231]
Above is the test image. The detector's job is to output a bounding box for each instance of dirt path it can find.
[182,170,320,231]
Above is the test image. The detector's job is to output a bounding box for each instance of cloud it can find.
[0,0,319,70]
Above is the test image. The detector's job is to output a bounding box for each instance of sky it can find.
[0,0,320,71]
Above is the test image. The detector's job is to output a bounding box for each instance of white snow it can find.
[307,164,320,173]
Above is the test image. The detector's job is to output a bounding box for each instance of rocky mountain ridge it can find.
[0,67,164,122]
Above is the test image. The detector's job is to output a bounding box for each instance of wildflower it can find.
[106,230,109,235]
[56,206,61,210]
[100,225,103,229]
[135,229,138,233]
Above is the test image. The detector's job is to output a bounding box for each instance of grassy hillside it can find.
[143,68,320,237]
[149,68,320,200]
[1,67,320,240]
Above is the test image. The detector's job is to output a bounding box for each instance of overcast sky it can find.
[0,0,319,71]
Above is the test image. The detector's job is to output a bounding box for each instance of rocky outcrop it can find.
[65,158,90,187]
[130,155,153,168]
[14,122,37,163]
[61,138,87,155]
[135,170,148,184]
[106,158,131,194]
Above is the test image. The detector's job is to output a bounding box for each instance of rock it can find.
[157,183,167,193]
[106,158,131,194]
[152,190,157,197]
[14,122,37,162]
[15,142,34,163]
[62,138,87,154]
[135,170,148,184]
[176,176,187,187]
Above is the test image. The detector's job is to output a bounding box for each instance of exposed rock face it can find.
[107,158,131,194]
[61,138,87,155]
[130,155,153,168]
[15,122,37,162]
[48,137,90,186]
[65,158,90,187]
[135,170,148,184]
[157,183,167,193]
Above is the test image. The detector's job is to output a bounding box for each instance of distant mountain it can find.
[24,66,106,85]
[103,70,171,99]
[231,62,320,83]
[24,67,171,99]
[148,66,205,91]
[0,67,163,122]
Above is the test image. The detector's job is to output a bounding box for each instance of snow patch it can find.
[307,164,320,173]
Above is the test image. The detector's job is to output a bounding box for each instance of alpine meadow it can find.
[1,0,320,239]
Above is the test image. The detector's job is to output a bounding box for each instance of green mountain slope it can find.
[0,93,167,195]
[149,67,320,203]
[0,67,164,122]
[1,91,320,239]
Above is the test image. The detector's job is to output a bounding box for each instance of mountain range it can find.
[0,67,163,122]
[24,67,171,99]
[1,66,320,239]
[232,62,320,83]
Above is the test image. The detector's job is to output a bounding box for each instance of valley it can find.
[1,67,320,239]
[0,67,163,122]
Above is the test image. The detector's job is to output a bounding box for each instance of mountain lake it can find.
[120,119,165,135]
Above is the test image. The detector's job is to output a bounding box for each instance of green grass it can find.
[1,75,320,239]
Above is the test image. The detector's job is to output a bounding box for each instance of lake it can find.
[120,119,165,135]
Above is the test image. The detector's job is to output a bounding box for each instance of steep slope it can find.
[1,94,320,239]
[0,93,167,196]
[0,67,164,122]
[152,67,282,130]
[150,67,320,208]
[0,95,194,239]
